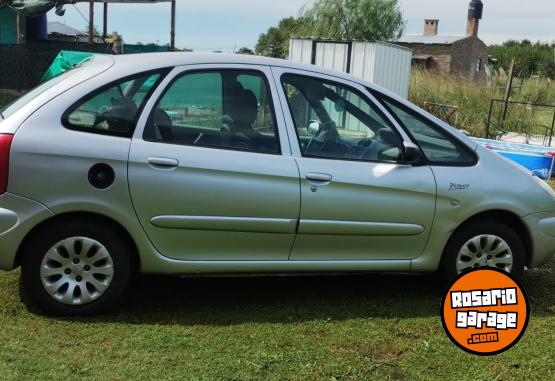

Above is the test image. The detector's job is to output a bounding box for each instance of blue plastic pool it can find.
[472,138,555,180]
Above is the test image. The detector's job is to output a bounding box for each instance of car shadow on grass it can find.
[82,259,554,325]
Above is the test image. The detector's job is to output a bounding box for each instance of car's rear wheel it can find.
[441,220,525,281]
[21,221,132,316]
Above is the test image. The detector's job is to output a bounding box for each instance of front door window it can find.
[281,74,403,162]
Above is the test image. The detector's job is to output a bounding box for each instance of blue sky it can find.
[47,0,555,51]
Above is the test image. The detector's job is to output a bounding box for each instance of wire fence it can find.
[0,42,113,105]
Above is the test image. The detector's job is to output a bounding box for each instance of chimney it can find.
[423,19,439,36]
[466,0,483,37]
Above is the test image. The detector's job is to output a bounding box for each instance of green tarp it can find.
[1,1,174,17]
[0,1,60,16]
[41,50,96,82]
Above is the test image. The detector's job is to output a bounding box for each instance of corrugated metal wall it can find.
[313,42,350,73]
[288,39,313,65]
[373,43,412,98]
[288,38,412,98]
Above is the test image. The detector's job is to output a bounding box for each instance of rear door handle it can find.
[306,172,333,183]
[148,157,179,168]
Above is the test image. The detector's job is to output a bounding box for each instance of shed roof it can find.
[398,34,467,45]
[47,22,86,37]
[412,54,432,60]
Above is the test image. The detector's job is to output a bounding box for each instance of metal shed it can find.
[289,38,413,98]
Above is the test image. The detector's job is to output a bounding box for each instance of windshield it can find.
[0,66,84,120]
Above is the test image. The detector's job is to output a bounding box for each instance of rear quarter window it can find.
[63,71,166,137]
[375,94,476,166]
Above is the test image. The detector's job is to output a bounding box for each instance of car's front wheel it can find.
[441,220,525,281]
[21,221,133,316]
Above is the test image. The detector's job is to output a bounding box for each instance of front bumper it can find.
[0,193,53,271]
[523,211,555,268]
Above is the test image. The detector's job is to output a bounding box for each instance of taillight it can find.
[0,134,13,194]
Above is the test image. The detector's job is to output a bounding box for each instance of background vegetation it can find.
[0,93,15,108]
[490,40,555,78]
[408,70,554,137]
[255,0,404,58]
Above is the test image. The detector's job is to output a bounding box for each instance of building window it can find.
[476,58,483,72]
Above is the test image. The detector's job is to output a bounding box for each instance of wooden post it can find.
[103,2,108,39]
[112,31,123,54]
[499,58,515,126]
[88,0,94,44]
[15,14,23,44]
[549,109,555,147]
[170,0,176,51]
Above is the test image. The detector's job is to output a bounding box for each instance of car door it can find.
[273,68,437,262]
[128,65,300,261]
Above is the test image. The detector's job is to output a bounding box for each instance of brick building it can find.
[397,0,489,80]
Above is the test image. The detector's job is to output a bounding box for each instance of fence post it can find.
[15,14,23,44]
[550,111,555,147]
[499,58,515,127]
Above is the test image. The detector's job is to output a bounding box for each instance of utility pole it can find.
[170,0,176,51]
[88,0,95,44]
[103,2,108,39]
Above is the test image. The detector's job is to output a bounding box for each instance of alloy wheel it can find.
[456,234,513,274]
[39,237,115,306]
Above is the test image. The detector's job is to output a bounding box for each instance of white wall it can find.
[288,38,413,98]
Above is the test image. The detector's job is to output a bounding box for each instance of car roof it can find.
[111,52,368,86]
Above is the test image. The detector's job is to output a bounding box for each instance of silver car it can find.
[1,53,555,315]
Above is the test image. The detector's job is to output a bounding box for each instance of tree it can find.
[255,1,405,58]
[490,40,555,78]
[236,47,255,55]
[255,17,309,58]
[301,0,405,41]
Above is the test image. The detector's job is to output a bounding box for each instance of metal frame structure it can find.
[76,0,176,50]
[423,102,460,127]
[486,98,555,146]
[310,40,354,73]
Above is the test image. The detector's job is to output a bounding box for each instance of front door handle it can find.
[306,172,333,183]
[148,157,179,168]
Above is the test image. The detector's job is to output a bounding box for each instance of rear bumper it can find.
[0,193,53,271]
[523,211,555,268]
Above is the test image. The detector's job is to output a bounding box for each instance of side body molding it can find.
[150,215,298,234]
[298,220,425,236]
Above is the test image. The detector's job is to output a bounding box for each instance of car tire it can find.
[20,221,133,316]
[441,220,525,281]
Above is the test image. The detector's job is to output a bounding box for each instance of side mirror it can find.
[307,120,321,136]
[402,142,423,165]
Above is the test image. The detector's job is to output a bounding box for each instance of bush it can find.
[408,70,498,136]
[408,70,555,138]
[0,93,16,108]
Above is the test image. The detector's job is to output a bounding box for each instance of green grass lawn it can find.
[1,228,555,379]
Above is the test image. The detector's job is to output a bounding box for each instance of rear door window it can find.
[144,70,280,154]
